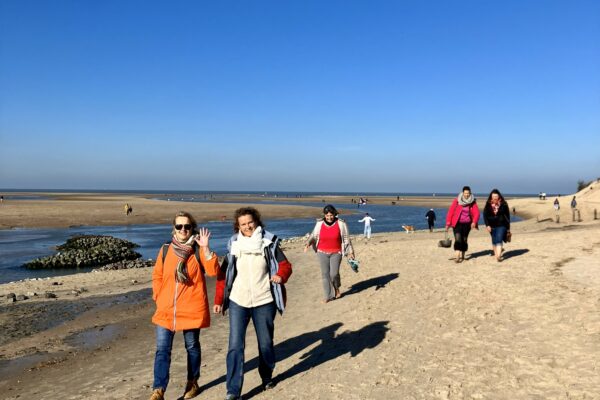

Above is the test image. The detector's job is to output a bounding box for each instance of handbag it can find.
[505,231,512,243]
[438,231,452,248]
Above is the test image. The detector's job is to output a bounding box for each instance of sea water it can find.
[0,201,515,284]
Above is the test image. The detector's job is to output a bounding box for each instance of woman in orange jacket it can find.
[149,211,220,400]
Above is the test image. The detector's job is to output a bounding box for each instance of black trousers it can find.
[453,222,471,252]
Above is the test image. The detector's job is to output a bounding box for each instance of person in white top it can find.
[358,213,375,239]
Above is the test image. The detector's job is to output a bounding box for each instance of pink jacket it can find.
[445,198,480,228]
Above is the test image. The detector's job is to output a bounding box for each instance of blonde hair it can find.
[171,211,199,235]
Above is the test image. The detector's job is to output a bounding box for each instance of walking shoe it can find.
[183,380,200,399]
[225,394,240,400]
[263,380,276,390]
[149,388,165,400]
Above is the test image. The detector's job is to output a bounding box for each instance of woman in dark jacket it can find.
[483,189,511,262]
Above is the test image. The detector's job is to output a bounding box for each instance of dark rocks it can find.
[23,235,142,270]
[93,259,154,271]
[44,292,57,299]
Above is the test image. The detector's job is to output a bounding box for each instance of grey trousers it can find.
[318,251,342,300]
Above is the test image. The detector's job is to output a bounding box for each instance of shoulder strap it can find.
[161,243,170,264]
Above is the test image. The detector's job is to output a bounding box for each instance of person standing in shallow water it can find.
[305,204,355,302]
[149,211,220,400]
[445,186,480,263]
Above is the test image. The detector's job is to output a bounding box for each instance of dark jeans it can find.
[427,220,435,231]
[226,300,277,397]
[453,222,471,252]
[153,326,201,391]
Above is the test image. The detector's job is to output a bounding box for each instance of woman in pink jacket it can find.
[445,186,480,263]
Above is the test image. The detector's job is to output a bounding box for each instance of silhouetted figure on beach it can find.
[425,209,436,232]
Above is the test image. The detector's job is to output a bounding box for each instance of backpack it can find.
[161,243,205,274]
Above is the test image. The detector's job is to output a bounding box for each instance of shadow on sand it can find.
[502,248,529,260]
[342,273,399,297]
[199,320,390,399]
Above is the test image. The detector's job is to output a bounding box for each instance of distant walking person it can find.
[124,203,130,215]
[445,186,480,263]
[425,209,436,232]
[483,189,511,262]
[553,198,560,211]
[358,213,375,239]
[570,196,577,210]
[149,211,221,400]
[305,205,355,303]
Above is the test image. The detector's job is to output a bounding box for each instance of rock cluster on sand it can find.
[93,258,154,271]
[23,235,142,269]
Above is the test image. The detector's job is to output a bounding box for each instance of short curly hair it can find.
[233,207,264,233]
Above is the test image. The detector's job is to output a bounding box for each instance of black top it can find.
[483,202,510,230]
[425,210,436,221]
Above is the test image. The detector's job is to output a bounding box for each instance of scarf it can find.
[323,217,338,226]
[458,192,476,207]
[230,226,270,259]
[491,200,501,215]
[171,234,197,284]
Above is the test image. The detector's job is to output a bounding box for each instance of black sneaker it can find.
[263,381,276,390]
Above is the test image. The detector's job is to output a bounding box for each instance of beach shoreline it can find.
[1,185,600,399]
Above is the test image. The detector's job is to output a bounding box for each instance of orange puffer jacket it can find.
[152,245,220,331]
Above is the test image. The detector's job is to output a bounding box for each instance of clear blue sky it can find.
[1,0,598,194]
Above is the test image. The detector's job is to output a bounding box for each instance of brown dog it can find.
[401,225,415,234]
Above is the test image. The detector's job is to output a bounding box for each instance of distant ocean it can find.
[0,193,524,284]
[0,188,539,198]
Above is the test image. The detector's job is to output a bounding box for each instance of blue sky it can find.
[1,0,598,194]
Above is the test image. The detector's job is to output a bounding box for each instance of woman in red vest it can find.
[305,204,355,302]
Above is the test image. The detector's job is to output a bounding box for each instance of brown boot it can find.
[183,380,200,399]
[149,388,164,400]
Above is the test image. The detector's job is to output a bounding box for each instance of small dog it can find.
[402,225,415,234]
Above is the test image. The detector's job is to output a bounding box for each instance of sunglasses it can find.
[175,224,192,231]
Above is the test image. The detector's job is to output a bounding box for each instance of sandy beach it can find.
[0,193,328,229]
[1,185,600,399]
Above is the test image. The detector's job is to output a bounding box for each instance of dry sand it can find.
[1,184,600,399]
[0,193,326,229]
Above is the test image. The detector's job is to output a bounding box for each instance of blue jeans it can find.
[491,226,507,246]
[153,326,201,391]
[226,300,276,397]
